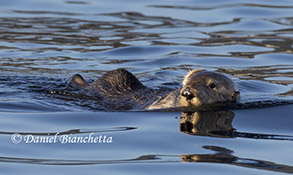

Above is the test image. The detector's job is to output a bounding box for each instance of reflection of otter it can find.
[179,111,293,140]
[180,111,235,138]
[68,68,240,110]
[180,146,293,174]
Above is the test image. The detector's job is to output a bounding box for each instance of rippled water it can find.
[0,0,292,174]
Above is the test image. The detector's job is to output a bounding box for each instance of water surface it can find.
[0,0,292,174]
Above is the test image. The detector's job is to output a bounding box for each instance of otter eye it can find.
[209,83,216,89]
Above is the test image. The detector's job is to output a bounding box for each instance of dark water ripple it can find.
[0,0,292,110]
[0,146,292,174]
[0,126,136,136]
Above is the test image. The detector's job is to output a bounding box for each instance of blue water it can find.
[1,106,293,174]
[0,0,292,174]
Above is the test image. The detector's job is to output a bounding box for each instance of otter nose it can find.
[181,87,194,100]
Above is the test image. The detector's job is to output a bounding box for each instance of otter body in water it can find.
[146,69,240,110]
[68,68,240,111]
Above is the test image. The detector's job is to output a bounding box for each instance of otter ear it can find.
[232,91,240,101]
[182,69,205,85]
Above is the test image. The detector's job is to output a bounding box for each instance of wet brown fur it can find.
[180,70,239,108]
[68,68,239,110]
[69,69,167,110]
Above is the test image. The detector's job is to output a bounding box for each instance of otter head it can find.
[180,69,240,107]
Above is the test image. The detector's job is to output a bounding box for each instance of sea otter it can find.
[67,68,240,111]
